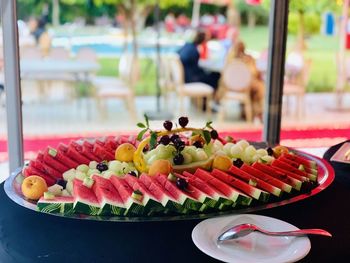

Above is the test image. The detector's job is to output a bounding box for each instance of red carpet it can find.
[0,126,349,162]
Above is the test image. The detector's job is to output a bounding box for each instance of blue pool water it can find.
[70,43,181,56]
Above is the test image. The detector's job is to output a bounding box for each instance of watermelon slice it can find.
[43,150,69,173]
[194,169,252,206]
[228,165,282,197]
[93,143,115,161]
[73,179,100,215]
[240,164,292,193]
[154,174,206,212]
[282,152,317,170]
[174,173,218,209]
[110,176,145,216]
[82,141,102,162]
[124,175,164,215]
[105,136,118,150]
[47,147,79,169]
[30,159,62,179]
[91,175,126,216]
[272,159,316,182]
[278,156,318,176]
[181,171,234,209]
[37,196,74,214]
[139,174,187,214]
[252,163,302,191]
[211,169,269,202]
[23,165,56,186]
[67,142,91,164]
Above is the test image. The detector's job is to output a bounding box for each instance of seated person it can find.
[177,30,220,92]
[225,41,265,120]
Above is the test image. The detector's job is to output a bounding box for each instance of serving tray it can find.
[4,150,335,222]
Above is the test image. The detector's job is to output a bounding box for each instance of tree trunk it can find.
[130,0,138,59]
[297,10,306,50]
[226,3,240,28]
[248,11,256,29]
[52,0,60,27]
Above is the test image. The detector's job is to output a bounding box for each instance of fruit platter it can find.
[4,117,334,222]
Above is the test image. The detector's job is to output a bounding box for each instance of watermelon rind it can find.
[37,197,74,214]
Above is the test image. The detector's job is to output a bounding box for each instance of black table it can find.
[1,141,349,263]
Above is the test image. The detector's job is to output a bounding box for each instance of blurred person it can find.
[178,30,220,91]
[176,13,190,31]
[165,13,176,32]
[221,26,240,58]
[226,40,265,120]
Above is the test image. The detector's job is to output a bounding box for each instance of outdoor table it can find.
[0,141,349,263]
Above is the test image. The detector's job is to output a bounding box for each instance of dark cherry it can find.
[96,162,108,172]
[159,135,170,145]
[233,158,244,168]
[163,120,173,131]
[178,116,189,128]
[173,153,185,165]
[56,178,67,188]
[210,130,219,140]
[176,177,188,190]
[266,147,274,156]
[170,134,180,143]
[174,139,185,151]
[128,171,137,177]
[192,141,203,148]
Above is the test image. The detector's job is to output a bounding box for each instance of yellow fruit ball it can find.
[212,155,232,171]
[115,143,137,162]
[273,145,289,158]
[148,159,173,176]
[21,175,48,200]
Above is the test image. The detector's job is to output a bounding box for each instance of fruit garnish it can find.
[115,143,137,162]
[189,134,205,145]
[233,158,244,168]
[170,134,180,143]
[96,162,108,172]
[22,175,48,200]
[43,191,55,200]
[266,147,274,156]
[178,116,189,128]
[83,177,94,188]
[163,120,173,131]
[224,135,235,143]
[273,145,289,158]
[131,190,143,201]
[48,184,63,196]
[176,177,188,190]
[210,130,219,140]
[56,178,67,188]
[148,159,173,176]
[128,171,137,177]
[212,155,232,171]
[173,139,185,151]
[167,173,177,182]
[192,141,203,148]
[173,154,185,165]
[159,135,170,145]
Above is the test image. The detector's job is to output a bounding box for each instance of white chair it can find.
[76,48,98,63]
[167,55,214,115]
[48,47,70,60]
[218,59,253,122]
[92,53,137,120]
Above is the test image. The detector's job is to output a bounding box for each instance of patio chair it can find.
[92,53,137,120]
[283,57,311,119]
[167,55,213,116]
[217,59,253,122]
[48,47,71,60]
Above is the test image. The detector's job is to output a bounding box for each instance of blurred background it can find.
[1,0,350,173]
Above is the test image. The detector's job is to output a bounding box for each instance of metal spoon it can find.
[217,223,332,242]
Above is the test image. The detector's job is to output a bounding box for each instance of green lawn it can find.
[97,26,341,95]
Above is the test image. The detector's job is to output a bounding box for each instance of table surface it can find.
[0,142,349,263]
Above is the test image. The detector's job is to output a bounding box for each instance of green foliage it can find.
[235,0,269,25]
[288,12,322,35]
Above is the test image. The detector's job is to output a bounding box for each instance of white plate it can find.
[330,142,350,164]
[192,214,311,263]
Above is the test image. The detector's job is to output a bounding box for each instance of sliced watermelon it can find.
[271,162,309,182]
[194,169,252,206]
[30,159,62,179]
[105,136,118,150]
[139,174,187,214]
[93,143,115,161]
[155,174,206,212]
[278,156,318,176]
[47,147,79,169]
[124,175,164,215]
[91,175,126,216]
[252,163,302,191]
[67,142,90,165]
[211,169,269,202]
[272,159,316,182]
[174,172,218,209]
[181,171,233,209]
[82,141,103,162]
[37,196,74,214]
[73,179,100,215]
[23,165,56,186]
[43,150,69,173]
[228,165,282,197]
[282,152,317,170]
[110,176,145,215]
[240,164,292,193]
